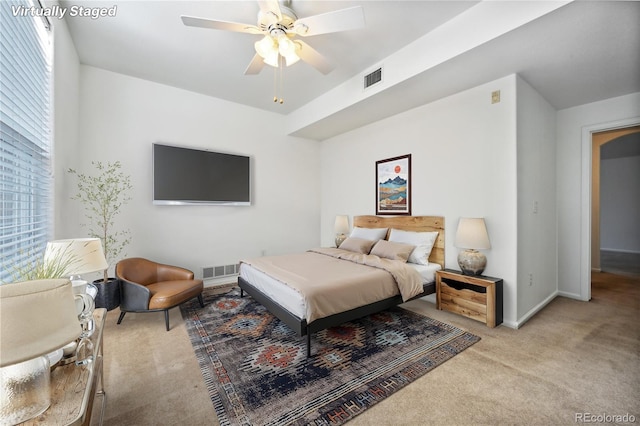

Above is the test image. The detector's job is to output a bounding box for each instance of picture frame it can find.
[376,154,411,215]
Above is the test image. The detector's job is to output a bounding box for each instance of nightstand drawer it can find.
[439,281,487,323]
[436,269,503,327]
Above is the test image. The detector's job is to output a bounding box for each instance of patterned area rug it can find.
[180,287,480,426]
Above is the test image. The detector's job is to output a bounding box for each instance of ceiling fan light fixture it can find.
[283,40,301,66]
[263,50,279,68]
[284,52,300,66]
[255,35,276,59]
[277,36,295,56]
[183,2,364,76]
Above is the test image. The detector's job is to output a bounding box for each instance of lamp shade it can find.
[44,238,108,276]
[454,218,491,250]
[0,279,80,367]
[255,35,276,59]
[334,215,350,235]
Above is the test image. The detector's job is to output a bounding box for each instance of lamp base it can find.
[335,234,347,248]
[0,356,51,424]
[457,249,486,276]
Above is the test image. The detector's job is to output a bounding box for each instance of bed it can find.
[238,215,445,357]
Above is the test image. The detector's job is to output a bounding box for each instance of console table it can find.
[21,308,107,425]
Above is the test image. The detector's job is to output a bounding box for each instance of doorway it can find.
[591,126,640,278]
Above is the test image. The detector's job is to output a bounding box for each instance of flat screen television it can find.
[153,143,251,206]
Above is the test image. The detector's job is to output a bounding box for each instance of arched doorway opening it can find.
[591,126,640,277]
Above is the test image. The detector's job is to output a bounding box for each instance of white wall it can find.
[51,9,81,239]
[556,92,640,299]
[600,155,640,252]
[320,75,520,326]
[515,76,558,320]
[55,66,321,279]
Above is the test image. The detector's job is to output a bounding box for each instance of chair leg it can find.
[164,310,170,331]
[117,311,126,325]
[198,294,204,308]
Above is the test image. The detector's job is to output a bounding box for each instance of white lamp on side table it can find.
[454,217,491,276]
[334,215,350,247]
[44,238,108,297]
[44,238,108,362]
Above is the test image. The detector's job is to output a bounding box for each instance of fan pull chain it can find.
[279,60,284,104]
[273,61,278,103]
[272,56,284,104]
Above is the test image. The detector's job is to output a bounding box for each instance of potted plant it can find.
[68,161,132,310]
[5,247,79,283]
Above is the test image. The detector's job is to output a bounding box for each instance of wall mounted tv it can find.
[153,143,251,206]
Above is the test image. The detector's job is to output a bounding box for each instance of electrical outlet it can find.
[528,273,533,286]
[491,90,501,104]
[533,201,538,214]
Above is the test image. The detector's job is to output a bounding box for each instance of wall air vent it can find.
[202,264,240,279]
[364,67,382,89]
[203,267,214,279]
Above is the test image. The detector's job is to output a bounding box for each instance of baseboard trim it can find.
[514,291,558,329]
[204,277,237,288]
[557,290,589,301]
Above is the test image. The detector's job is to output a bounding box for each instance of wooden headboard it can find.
[353,215,445,268]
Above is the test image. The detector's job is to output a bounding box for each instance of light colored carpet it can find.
[101,273,639,425]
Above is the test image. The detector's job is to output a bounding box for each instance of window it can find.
[0,0,52,283]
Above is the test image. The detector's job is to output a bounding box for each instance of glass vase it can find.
[0,356,50,425]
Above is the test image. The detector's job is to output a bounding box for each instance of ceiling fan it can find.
[181,0,365,76]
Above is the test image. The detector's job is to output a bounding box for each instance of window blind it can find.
[0,0,52,283]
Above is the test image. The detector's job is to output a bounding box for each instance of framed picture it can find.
[376,154,411,215]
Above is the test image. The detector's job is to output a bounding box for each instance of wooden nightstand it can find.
[436,269,503,327]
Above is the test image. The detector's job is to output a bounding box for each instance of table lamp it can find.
[454,217,491,276]
[44,238,107,359]
[44,238,108,296]
[0,279,81,423]
[334,215,350,247]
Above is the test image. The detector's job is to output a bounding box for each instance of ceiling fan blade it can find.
[293,6,364,37]
[244,54,265,75]
[257,0,282,21]
[295,40,334,75]
[181,15,261,34]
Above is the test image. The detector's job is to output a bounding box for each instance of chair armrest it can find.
[157,264,194,281]
[119,279,151,311]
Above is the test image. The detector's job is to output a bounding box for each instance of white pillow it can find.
[350,226,388,241]
[388,228,439,265]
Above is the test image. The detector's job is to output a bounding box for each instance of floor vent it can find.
[364,67,382,89]
[202,264,239,279]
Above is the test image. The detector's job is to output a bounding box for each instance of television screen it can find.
[153,143,250,205]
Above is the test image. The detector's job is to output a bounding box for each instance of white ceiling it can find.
[60,1,640,139]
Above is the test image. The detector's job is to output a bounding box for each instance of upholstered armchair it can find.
[115,257,204,331]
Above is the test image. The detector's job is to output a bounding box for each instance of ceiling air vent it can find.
[364,67,382,89]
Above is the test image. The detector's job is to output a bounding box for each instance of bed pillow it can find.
[338,237,376,254]
[349,226,388,241]
[388,229,439,265]
[369,239,415,262]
